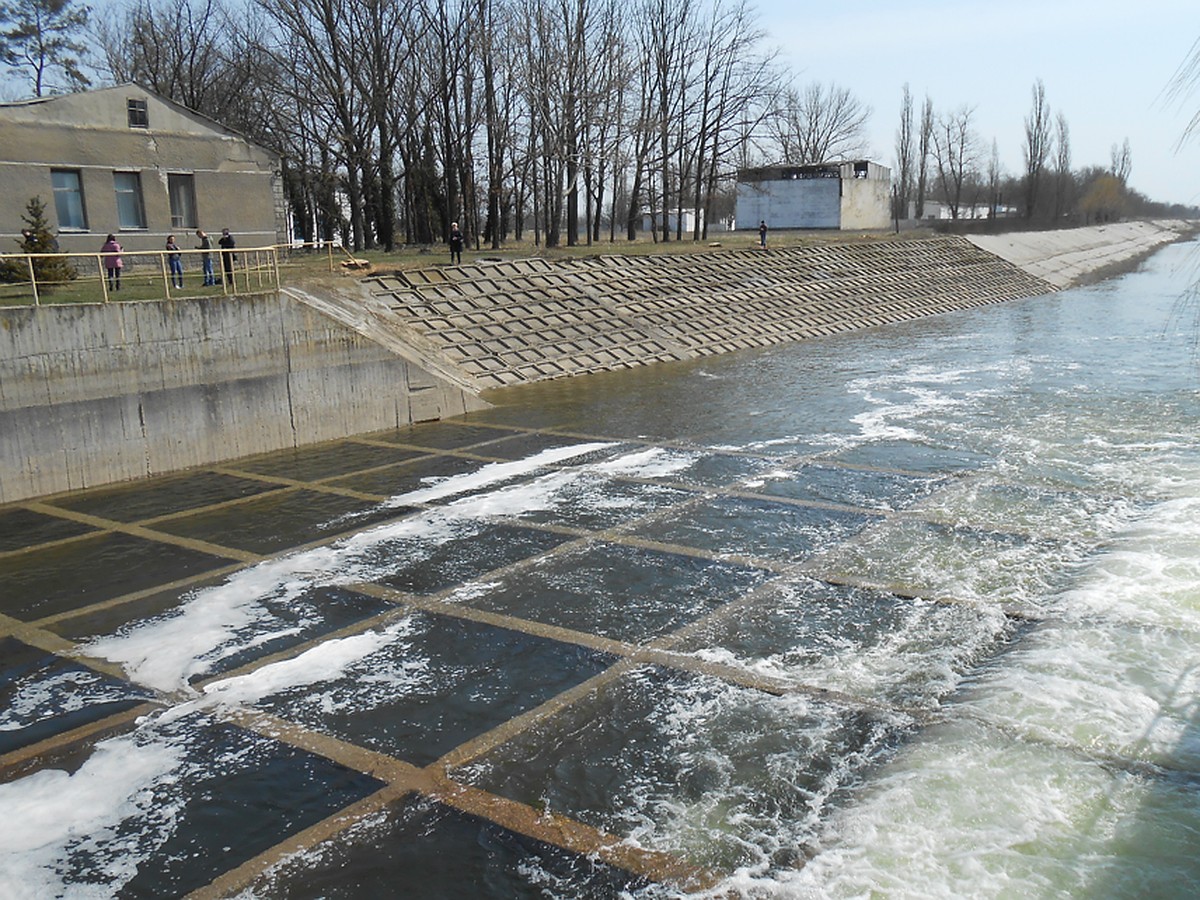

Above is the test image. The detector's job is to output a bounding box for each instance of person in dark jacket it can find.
[449,222,464,264]
[218,228,236,286]
[166,234,183,288]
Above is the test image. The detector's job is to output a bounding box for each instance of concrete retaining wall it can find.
[0,292,485,503]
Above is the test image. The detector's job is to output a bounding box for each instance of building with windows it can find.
[735,161,891,232]
[0,84,285,255]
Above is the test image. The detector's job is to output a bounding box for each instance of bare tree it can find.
[894,83,914,220]
[1022,78,1052,221]
[931,104,979,219]
[683,0,774,239]
[915,94,933,219]
[772,80,870,164]
[1053,110,1072,220]
[1110,137,1131,184]
[256,0,377,249]
[1168,36,1200,147]
[95,0,228,113]
[1,0,90,96]
[986,138,1002,218]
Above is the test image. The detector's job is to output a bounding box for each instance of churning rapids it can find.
[2,239,1199,898]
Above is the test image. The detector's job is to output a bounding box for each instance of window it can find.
[113,171,147,229]
[127,98,149,129]
[168,173,197,229]
[51,169,88,230]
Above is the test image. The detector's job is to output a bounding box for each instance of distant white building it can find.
[641,208,704,236]
[911,200,1017,221]
[736,160,891,231]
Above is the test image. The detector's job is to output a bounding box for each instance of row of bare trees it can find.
[90,0,858,250]
[892,78,1189,226]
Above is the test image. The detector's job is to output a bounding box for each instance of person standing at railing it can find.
[101,234,123,291]
[195,228,215,285]
[166,234,184,288]
[218,227,236,286]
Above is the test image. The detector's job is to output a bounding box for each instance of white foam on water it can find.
[590,447,699,479]
[0,615,425,893]
[692,595,1010,710]
[0,732,184,898]
[155,619,422,722]
[0,669,138,732]
[846,366,984,444]
[81,510,458,693]
[385,441,617,505]
[80,442,648,694]
[708,478,1200,897]
[951,490,1200,770]
[721,719,1123,899]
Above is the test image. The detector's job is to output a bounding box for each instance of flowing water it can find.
[1,241,1199,897]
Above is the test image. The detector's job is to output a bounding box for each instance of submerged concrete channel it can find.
[0,219,1195,896]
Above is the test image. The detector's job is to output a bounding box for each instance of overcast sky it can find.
[755,0,1200,206]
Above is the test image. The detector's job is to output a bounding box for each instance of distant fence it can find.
[0,242,336,307]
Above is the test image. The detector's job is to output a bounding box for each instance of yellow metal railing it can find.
[0,244,315,307]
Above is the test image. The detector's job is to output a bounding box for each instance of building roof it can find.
[738,160,889,182]
[0,83,272,155]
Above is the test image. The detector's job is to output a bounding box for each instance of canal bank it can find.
[0,220,1192,503]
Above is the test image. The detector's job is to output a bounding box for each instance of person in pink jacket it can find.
[101,234,123,291]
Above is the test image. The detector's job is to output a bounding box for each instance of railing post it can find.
[97,254,109,303]
[26,256,39,306]
[160,250,172,299]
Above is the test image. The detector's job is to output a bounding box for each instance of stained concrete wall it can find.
[0,292,486,504]
[841,169,891,230]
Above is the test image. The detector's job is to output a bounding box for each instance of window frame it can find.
[50,168,88,231]
[113,170,148,230]
[127,98,149,129]
[167,173,198,229]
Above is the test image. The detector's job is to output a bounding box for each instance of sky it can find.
[753,0,1200,207]
[3,0,1196,207]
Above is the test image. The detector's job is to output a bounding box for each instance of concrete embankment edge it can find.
[0,292,485,504]
[966,220,1193,289]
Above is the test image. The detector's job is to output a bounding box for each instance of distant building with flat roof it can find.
[0,84,285,254]
[736,160,891,231]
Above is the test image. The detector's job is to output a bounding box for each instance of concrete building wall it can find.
[841,171,892,229]
[736,161,891,231]
[736,178,841,230]
[0,293,485,503]
[0,85,283,255]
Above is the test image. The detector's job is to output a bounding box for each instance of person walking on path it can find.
[101,234,123,291]
[758,220,768,250]
[196,229,215,285]
[218,227,236,287]
[449,222,464,264]
[166,234,184,288]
